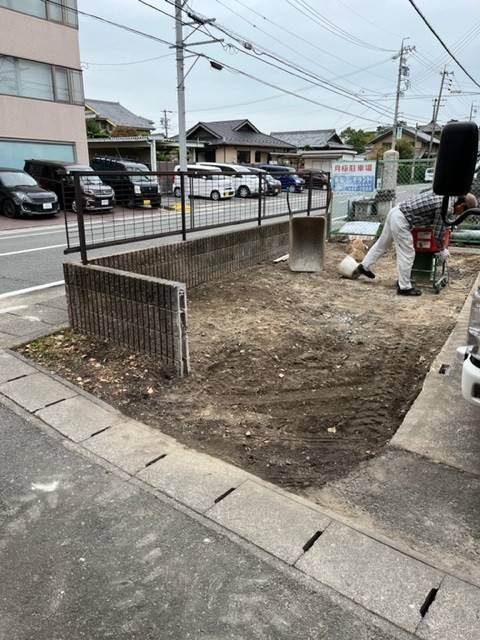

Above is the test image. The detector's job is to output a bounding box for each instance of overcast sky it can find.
[79,0,480,136]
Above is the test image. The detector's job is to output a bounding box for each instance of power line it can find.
[406,0,480,89]
[72,0,391,126]
[287,0,396,53]
[81,52,174,67]
[156,0,402,119]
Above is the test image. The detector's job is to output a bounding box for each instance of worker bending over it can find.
[355,191,477,296]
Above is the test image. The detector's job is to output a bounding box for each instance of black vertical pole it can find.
[180,172,187,240]
[307,172,313,215]
[257,174,262,225]
[74,174,88,264]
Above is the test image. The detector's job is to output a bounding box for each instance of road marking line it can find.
[0,305,28,314]
[0,280,64,300]
[0,244,66,257]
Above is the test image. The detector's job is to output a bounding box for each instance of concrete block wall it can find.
[64,263,189,377]
[64,222,289,376]
[91,222,290,288]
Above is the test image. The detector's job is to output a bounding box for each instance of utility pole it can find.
[469,102,478,121]
[391,38,415,150]
[175,0,187,171]
[428,66,454,158]
[172,3,222,170]
[160,109,173,139]
[410,122,418,182]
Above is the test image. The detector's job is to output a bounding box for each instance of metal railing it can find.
[62,169,330,263]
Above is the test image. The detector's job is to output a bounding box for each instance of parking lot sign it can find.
[331,161,377,193]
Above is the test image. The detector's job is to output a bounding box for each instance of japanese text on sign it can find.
[331,161,376,193]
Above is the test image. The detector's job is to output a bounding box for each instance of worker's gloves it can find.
[438,248,450,263]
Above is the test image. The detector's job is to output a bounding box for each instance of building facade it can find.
[0,0,88,169]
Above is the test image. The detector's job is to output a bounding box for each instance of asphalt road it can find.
[0,191,326,296]
[0,401,412,640]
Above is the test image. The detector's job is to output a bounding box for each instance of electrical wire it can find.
[82,52,174,67]
[57,0,391,125]
[286,0,396,52]
[406,0,480,89]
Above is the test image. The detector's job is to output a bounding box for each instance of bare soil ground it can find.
[20,244,479,493]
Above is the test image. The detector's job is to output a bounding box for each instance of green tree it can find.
[340,127,372,154]
[396,138,414,159]
[86,119,107,138]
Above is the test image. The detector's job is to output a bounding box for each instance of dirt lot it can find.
[20,244,479,493]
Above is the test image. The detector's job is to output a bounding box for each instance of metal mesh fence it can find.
[63,168,330,262]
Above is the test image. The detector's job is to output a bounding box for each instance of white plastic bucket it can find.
[338,255,359,279]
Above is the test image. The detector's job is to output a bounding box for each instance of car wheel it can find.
[174,187,181,198]
[288,185,296,193]
[210,190,221,201]
[238,185,250,198]
[2,198,19,218]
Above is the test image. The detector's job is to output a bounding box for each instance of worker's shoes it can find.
[397,283,422,296]
[355,264,376,279]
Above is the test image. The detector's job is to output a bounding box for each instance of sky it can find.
[79,0,480,136]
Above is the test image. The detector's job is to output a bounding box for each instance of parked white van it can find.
[173,164,235,201]
[198,162,262,198]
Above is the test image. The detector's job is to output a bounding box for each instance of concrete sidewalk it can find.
[1,401,413,640]
[0,285,67,349]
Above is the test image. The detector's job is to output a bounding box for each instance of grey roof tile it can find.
[86,99,154,129]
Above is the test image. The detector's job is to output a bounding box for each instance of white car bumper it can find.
[458,349,480,406]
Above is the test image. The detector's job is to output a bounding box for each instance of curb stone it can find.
[1,347,479,638]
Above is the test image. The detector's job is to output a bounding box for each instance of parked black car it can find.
[245,166,281,195]
[90,157,161,208]
[0,167,58,218]
[24,160,115,213]
[297,168,329,189]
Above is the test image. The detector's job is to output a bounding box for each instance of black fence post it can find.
[257,174,263,225]
[180,172,187,241]
[74,174,88,264]
[307,172,313,215]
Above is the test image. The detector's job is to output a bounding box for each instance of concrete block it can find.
[296,522,443,632]
[37,395,120,442]
[0,351,37,384]
[208,480,330,564]
[138,450,248,512]
[417,576,480,640]
[0,372,77,412]
[83,420,178,474]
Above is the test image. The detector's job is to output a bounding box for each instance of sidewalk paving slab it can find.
[296,521,443,633]
[0,351,37,383]
[208,480,331,565]
[138,449,250,512]
[0,313,53,337]
[36,395,122,443]
[417,576,480,640]
[313,448,480,587]
[83,420,180,475]
[0,371,77,412]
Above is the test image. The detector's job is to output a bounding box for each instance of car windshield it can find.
[0,171,38,188]
[125,164,157,183]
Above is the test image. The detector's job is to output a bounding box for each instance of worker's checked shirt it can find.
[399,191,447,248]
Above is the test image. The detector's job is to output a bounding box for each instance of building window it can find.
[0,0,78,27]
[0,139,75,170]
[0,55,84,105]
[237,149,251,164]
[254,150,261,163]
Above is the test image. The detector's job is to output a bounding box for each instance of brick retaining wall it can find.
[91,222,289,288]
[64,222,289,376]
[64,263,189,376]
